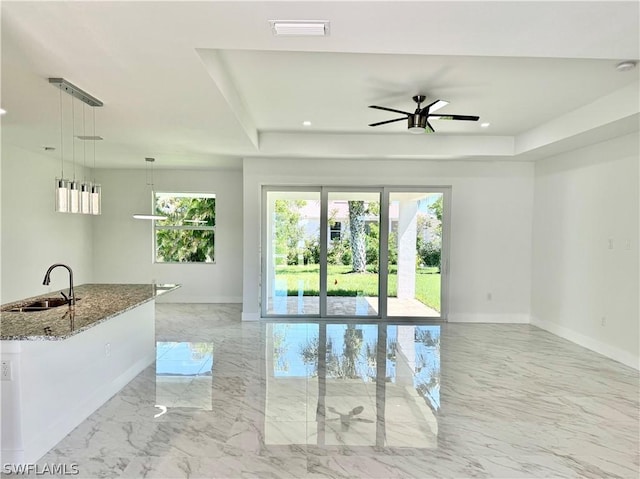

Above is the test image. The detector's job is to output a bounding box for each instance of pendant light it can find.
[54,87,69,213]
[133,158,167,220]
[91,107,101,215]
[49,78,103,215]
[80,104,91,214]
[68,94,80,214]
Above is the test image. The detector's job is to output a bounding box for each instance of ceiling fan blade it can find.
[369,117,407,127]
[426,120,435,133]
[369,105,412,116]
[428,114,480,121]
[419,99,449,115]
[350,406,365,416]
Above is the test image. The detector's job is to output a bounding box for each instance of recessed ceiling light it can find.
[616,61,637,72]
[480,122,491,128]
[302,121,312,127]
[0,108,6,115]
[270,20,329,36]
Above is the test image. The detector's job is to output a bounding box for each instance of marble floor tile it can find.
[25,304,639,479]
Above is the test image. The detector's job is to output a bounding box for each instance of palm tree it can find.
[342,325,363,378]
[348,201,367,272]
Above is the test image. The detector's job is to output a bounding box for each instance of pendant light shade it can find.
[133,213,168,220]
[69,179,80,213]
[91,184,101,215]
[80,182,91,214]
[133,158,167,221]
[55,178,69,213]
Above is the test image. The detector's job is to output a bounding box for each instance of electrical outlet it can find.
[608,238,614,250]
[105,343,111,357]
[1,360,12,381]
[601,317,606,327]
[487,292,492,301]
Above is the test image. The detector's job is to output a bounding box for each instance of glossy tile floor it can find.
[35,304,638,478]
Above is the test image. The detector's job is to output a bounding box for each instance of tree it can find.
[274,200,306,265]
[348,201,367,272]
[429,196,443,240]
[343,325,364,378]
[155,195,215,262]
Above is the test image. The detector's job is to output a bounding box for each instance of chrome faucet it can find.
[42,263,75,308]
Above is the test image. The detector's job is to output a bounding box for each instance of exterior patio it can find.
[267,296,439,318]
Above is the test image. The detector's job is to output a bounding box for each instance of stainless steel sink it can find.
[4,297,80,313]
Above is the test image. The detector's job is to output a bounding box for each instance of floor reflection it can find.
[266,323,440,449]
[155,341,213,410]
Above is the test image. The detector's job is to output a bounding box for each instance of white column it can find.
[395,325,416,387]
[397,200,418,299]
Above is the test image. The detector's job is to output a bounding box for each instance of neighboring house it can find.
[298,200,440,244]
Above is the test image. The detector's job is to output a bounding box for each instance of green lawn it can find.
[276,264,440,312]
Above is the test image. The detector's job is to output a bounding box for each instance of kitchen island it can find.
[0,283,179,464]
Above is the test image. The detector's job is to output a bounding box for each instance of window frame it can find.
[329,221,342,241]
[153,191,216,264]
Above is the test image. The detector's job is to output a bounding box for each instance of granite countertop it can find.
[0,283,179,341]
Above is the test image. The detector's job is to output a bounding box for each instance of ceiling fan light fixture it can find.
[369,95,477,133]
[270,21,329,36]
[408,115,427,133]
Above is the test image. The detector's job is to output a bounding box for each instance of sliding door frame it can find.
[384,186,451,321]
[261,185,451,320]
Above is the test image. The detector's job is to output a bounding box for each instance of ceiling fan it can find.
[368,95,479,133]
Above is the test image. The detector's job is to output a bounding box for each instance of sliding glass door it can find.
[264,190,321,315]
[387,192,444,318]
[326,191,380,317]
[262,187,449,319]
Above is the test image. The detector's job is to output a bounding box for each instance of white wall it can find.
[92,168,243,303]
[243,158,534,322]
[531,132,639,369]
[1,145,94,303]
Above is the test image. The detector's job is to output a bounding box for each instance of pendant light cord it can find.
[92,107,96,183]
[59,88,64,178]
[82,103,86,182]
[71,95,76,181]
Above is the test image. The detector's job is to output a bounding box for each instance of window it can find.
[154,192,216,263]
[330,221,342,240]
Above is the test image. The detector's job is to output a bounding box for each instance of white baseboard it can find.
[241,312,261,321]
[156,295,242,304]
[448,313,530,323]
[531,316,640,370]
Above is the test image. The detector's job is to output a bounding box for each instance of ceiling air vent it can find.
[270,21,329,36]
